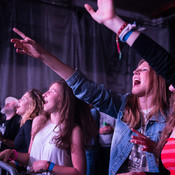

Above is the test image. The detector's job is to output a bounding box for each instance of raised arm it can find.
[84,0,140,46]
[85,0,175,89]
[11,28,74,80]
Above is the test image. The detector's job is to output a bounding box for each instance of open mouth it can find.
[43,98,48,104]
[134,79,141,86]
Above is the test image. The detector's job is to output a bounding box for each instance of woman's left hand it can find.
[130,128,157,153]
[30,160,47,173]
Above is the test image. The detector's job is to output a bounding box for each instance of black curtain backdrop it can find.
[0,0,174,106]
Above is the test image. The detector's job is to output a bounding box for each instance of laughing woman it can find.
[0,80,96,175]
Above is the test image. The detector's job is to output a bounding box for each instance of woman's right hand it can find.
[11,28,49,60]
[0,149,13,162]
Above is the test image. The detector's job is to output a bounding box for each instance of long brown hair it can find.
[20,89,44,127]
[156,93,174,155]
[123,60,169,128]
[33,80,97,151]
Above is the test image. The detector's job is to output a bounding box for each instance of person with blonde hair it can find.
[14,88,44,153]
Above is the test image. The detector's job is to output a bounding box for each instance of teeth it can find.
[134,79,140,86]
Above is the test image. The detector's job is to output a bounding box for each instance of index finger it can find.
[13,27,27,39]
[131,128,146,138]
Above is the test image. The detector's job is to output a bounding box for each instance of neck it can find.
[6,113,15,120]
[138,95,153,110]
[50,112,60,124]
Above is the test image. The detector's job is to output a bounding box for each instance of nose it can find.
[133,69,140,75]
[43,92,47,98]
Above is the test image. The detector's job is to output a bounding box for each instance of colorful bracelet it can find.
[123,30,134,42]
[119,22,136,42]
[46,161,55,172]
[116,22,128,59]
[48,162,55,172]
[117,22,128,36]
[9,149,18,161]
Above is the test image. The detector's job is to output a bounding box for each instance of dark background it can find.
[0,0,175,106]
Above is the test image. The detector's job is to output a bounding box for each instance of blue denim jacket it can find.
[66,70,166,175]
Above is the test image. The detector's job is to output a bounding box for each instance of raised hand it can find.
[130,128,157,153]
[84,0,116,24]
[11,28,49,60]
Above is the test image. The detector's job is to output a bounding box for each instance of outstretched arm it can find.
[11,28,74,80]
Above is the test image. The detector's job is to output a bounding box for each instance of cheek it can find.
[20,102,30,111]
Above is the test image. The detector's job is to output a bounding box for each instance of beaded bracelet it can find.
[9,149,18,161]
[119,22,136,42]
[116,22,128,59]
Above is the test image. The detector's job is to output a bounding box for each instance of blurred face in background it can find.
[2,101,18,115]
[16,92,35,117]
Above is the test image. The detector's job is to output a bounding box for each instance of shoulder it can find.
[72,125,82,136]
[25,119,33,125]
[32,115,46,126]
[71,125,82,142]
[70,125,84,152]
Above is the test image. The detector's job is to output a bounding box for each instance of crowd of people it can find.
[0,0,175,174]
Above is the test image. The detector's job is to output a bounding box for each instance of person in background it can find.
[96,111,115,175]
[85,105,99,175]
[0,80,97,175]
[14,88,44,153]
[0,96,21,151]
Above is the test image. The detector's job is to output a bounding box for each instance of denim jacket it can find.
[66,70,166,175]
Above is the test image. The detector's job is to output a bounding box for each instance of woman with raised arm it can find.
[10,0,171,174]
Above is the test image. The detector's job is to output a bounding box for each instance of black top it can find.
[1,115,21,151]
[14,119,33,153]
[132,33,175,88]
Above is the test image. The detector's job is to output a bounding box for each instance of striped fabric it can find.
[161,138,175,175]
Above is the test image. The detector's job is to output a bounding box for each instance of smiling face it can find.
[43,82,63,114]
[132,61,151,97]
[16,92,34,117]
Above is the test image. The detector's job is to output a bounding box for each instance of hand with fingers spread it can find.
[84,0,116,24]
[11,28,50,60]
[130,128,157,153]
